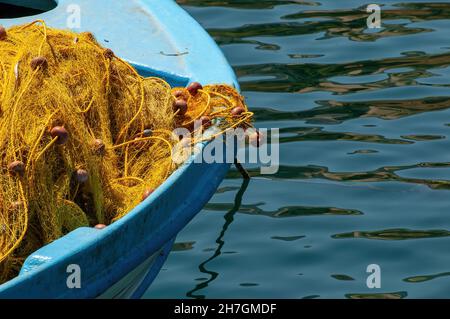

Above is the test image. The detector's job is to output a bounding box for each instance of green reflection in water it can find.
[271,235,305,241]
[227,163,450,191]
[404,272,450,283]
[147,0,450,299]
[346,291,408,299]
[331,274,355,281]
[333,228,450,241]
[172,242,196,252]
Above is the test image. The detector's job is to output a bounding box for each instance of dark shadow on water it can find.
[186,178,250,299]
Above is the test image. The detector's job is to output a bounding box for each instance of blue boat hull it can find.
[98,238,175,299]
[0,0,238,298]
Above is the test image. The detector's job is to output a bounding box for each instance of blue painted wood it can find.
[129,237,176,299]
[0,0,237,298]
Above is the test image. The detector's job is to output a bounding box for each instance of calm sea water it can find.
[146,0,450,299]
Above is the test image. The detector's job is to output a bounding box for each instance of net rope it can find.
[0,22,253,283]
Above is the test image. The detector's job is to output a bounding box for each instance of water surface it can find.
[146,0,450,299]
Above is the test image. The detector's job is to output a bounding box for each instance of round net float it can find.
[173,99,187,116]
[75,169,89,184]
[92,139,106,156]
[103,48,114,59]
[249,130,264,148]
[187,82,203,96]
[50,126,69,145]
[8,161,25,177]
[80,31,96,42]
[173,90,184,98]
[94,224,106,230]
[142,189,154,201]
[30,56,48,71]
[231,106,245,118]
[0,26,6,41]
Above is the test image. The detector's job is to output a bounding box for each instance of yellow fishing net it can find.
[0,21,253,283]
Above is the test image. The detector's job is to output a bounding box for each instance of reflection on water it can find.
[187,179,249,299]
[404,272,450,283]
[332,228,450,240]
[254,96,450,123]
[271,235,305,241]
[172,242,196,252]
[146,0,450,299]
[176,0,321,9]
[226,162,450,191]
[237,53,450,92]
[331,274,355,281]
[346,291,408,299]
[206,202,363,217]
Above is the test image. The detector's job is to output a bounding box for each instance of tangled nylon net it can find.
[0,21,253,283]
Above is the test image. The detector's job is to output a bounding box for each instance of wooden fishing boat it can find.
[0,0,238,298]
